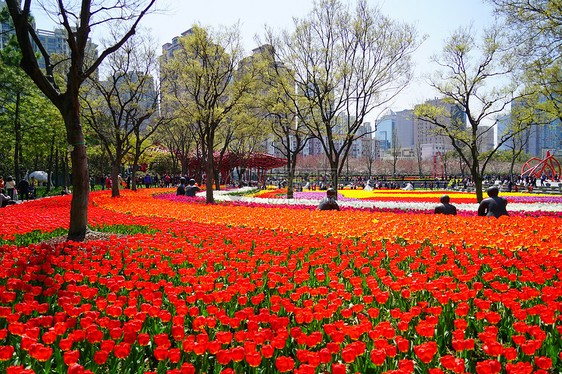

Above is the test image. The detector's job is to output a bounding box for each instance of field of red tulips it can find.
[0,188,561,374]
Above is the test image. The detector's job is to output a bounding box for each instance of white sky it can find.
[31,0,497,121]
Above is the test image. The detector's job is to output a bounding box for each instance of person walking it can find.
[5,176,16,200]
[18,177,29,200]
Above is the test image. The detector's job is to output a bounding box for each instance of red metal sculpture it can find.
[521,151,561,180]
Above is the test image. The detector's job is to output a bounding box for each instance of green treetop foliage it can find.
[414,25,533,202]
[490,0,562,124]
[0,9,63,177]
[265,0,421,193]
[161,24,262,203]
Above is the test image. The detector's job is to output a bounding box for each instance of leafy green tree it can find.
[161,25,260,203]
[0,13,63,180]
[256,47,310,198]
[414,25,533,202]
[5,0,156,240]
[490,0,562,144]
[154,118,198,177]
[265,0,421,194]
[81,32,164,196]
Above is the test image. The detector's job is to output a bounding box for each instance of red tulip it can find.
[535,356,552,370]
[0,345,14,361]
[331,363,346,374]
[63,350,79,365]
[114,343,131,359]
[153,346,168,361]
[180,363,195,374]
[370,348,386,365]
[165,348,179,363]
[414,341,437,363]
[275,356,295,372]
[94,350,108,365]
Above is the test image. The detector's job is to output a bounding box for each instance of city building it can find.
[0,2,97,70]
[375,109,415,152]
[0,1,20,50]
[36,28,98,70]
[161,28,195,63]
[414,98,466,159]
[497,97,562,158]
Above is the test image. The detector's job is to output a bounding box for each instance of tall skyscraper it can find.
[414,98,466,159]
[0,2,97,70]
[375,109,414,152]
[0,1,17,50]
[499,97,562,157]
[35,28,98,70]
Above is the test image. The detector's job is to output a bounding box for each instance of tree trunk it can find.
[287,165,295,199]
[474,176,484,203]
[238,167,246,187]
[111,160,121,197]
[214,164,221,191]
[46,133,56,193]
[131,162,138,191]
[330,163,339,198]
[62,108,90,242]
[14,92,21,180]
[54,148,59,188]
[205,137,215,204]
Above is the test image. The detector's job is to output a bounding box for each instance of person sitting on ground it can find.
[317,188,340,211]
[0,188,16,208]
[433,194,457,215]
[176,177,186,196]
[478,186,509,218]
[185,178,201,197]
[61,186,71,195]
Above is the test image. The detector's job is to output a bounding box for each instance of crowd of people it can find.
[90,174,196,191]
[0,175,39,207]
[0,169,546,217]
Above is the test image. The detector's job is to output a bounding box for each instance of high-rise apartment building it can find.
[414,98,465,158]
[498,97,562,157]
[0,2,97,70]
[161,29,196,63]
[0,1,19,50]
[35,28,98,70]
[375,109,415,152]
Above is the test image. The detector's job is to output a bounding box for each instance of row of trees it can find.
[415,0,562,202]
[2,0,561,240]
[156,0,420,202]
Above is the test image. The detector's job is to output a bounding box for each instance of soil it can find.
[39,231,128,246]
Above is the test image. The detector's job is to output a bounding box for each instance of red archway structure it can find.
[180,151,287,186]
[521,151,561,180]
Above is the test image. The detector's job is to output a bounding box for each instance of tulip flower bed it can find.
[241,189,562,217]
[0,189,561,374]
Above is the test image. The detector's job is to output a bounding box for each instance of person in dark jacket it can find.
[176,178,186,196]
[478,186,509,218]
[317,188,340,211]
[18,178,29,201]
[185,179,201,197]
[434,195,457,215]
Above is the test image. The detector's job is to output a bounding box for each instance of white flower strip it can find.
[210,188,562,212]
